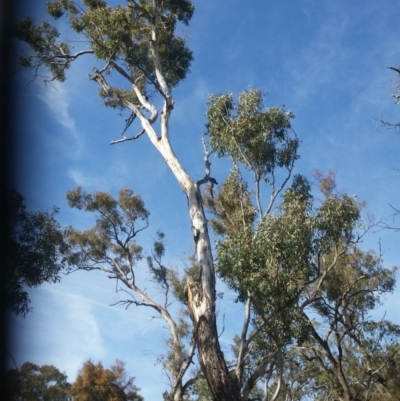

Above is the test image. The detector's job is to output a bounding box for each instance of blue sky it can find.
[8,1,400,399]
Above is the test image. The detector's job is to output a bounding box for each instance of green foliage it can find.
[205,168,255,236]
[205,91,316,319]
[147,231,169,287]
[282,323,400,401]
[69,359,143,401]
[212,171,361,309]
[5,361,71,401]
[316,195,360,249]
[185,376,213,401]
[318,248,396,311]
[206,89,298,179]
[168,264,200,305]
[6,190,66,316]
[158,308,193,379]
[5,359,143,401]
[205,146,363,349]
[98,87,143,110]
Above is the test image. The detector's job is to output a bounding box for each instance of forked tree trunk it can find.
[159,142,241,401]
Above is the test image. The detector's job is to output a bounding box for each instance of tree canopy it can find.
[4,359,143,401]
[5,361,71,401]
[70,360,143,401]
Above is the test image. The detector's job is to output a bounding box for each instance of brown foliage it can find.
[69,360,143,401]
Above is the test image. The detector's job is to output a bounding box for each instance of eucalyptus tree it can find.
[13,2,397,401]
[14,1,238,398]
[301,249,399,401]
[203,94,396,401]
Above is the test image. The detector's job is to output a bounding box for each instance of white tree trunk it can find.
[155,132,241,400]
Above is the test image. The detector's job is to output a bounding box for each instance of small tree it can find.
[70,359,143,401]
[63,187,197,400]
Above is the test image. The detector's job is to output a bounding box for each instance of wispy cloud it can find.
[36,82,84,158]
[173,76,211,123]
[285,11,350,105]
[8,286,105,380]
[7,272,163,380]
[67,162,133,192]
[67,168,103,189]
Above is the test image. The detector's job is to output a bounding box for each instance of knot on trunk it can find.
[163,391,171,401]
[185,279,203,322]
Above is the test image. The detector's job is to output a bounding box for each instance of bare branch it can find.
[111,129,145,145]
[388,66,400,74]
[89,69,160,144]
[269,349,283,401]
[376,119,400,134]
[236,295,252,386]
[174,330,197,396]
[149,0,173,106]
[197,138,218,188]
[254,172,263,217]
[264,157,295,217]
